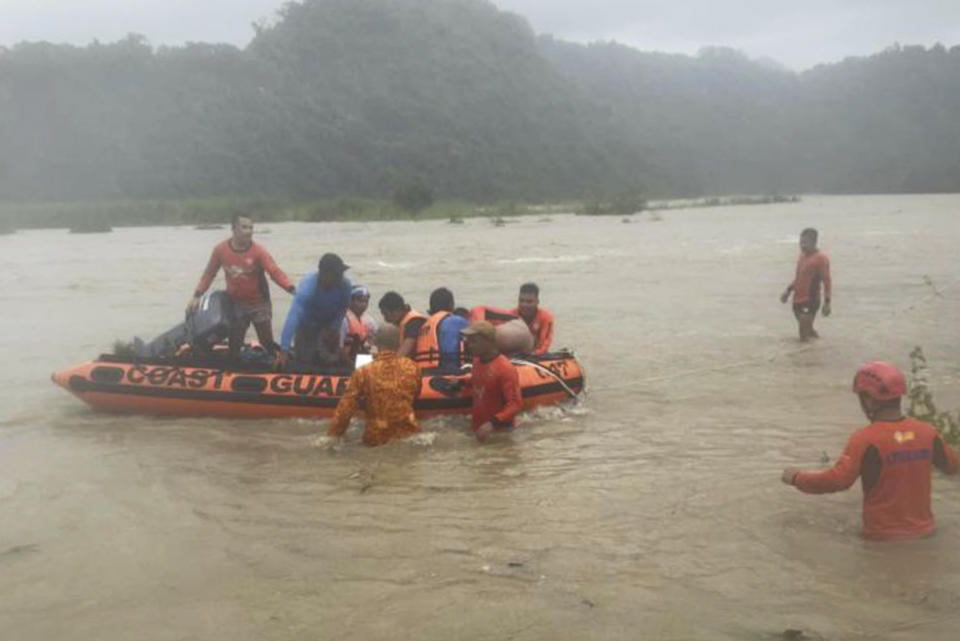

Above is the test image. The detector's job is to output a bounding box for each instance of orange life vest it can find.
[397,307,427,355]
[344,309,369,359]
[414,310,461,368]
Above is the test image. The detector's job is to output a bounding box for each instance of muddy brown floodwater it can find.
[1,194,958,640]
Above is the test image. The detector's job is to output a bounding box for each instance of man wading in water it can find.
[780,227,831,341]
[188,212,296,359]
[327,326,422,447]
[459,321,523,442]
[782,361,959,540]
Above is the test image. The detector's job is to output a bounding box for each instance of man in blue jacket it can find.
[281,253,352,367]
[428,287,469,371]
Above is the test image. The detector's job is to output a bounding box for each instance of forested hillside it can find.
[0,0,958,205]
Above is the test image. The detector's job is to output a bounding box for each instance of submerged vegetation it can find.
[0,197,583,230]
[69,222,113,234]
[648,195,800,211]
[0,192,808,230]
[578,190,647,217]
[908,346,960,447]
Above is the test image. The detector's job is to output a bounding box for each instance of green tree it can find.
[392,179,434,215]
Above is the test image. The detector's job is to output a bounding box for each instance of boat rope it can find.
[510,358,580,399]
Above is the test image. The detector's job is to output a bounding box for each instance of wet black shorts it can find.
[793,301,820,316]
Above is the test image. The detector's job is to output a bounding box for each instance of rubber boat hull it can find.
[52,352,584,420]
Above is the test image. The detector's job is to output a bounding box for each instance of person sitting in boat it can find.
[422,287,469,372]
[188,212,296,360]
[327,325,422,446]
[378,291,427,363]
[513,282,554,355]
[280,253,352,367]
[342,285,378,362]
[459,321,523,442]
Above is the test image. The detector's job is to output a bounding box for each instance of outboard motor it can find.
[131,291,235,358]
[187,290,235,350]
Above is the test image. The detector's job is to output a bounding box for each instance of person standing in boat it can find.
[342,285,378,361]
[782,361,959,540]
[780,228,831,341]
[327,325,422,446]
[378,292,427,363]
[188,212,296,359]
[512,282,554,355]
[281,253,352,367]
[460,321,523,442]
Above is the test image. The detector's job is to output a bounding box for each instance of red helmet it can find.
[852,361,907,401]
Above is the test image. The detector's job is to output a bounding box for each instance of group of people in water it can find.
[188,212,554,443]
[189,211,957,541]
[773,225,957,541]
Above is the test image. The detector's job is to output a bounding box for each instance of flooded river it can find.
[1,194,958,640]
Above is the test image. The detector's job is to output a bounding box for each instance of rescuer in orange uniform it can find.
[189,212,296,359]
[782,361,959,540]
[780,227,831,341]
[327,325,422,446]
[512,282,554,355]
[459,321,523,442]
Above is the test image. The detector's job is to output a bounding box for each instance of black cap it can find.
[317,253,349,274]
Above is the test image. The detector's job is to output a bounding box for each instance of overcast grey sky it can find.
[2,0,958,70]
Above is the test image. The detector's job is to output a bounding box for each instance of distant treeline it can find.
[1,0,959,214]
[0,197,570,230]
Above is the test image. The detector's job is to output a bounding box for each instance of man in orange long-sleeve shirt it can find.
[188,213,295,359]
[328,325,421,446]
[782,361,959,541]
[512,282,554,355]
[780,227,831,342]
[461,321,523,442]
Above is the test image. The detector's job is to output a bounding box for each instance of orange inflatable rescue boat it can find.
[50,291,583,420]
[51,351,584,420]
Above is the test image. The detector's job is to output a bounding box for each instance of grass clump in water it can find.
[908,346,960,446]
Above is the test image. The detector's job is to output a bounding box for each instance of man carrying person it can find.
[780,228,831,342]
[459,321,523,442]
[378,292,427,362]
[327,325,422,446]
[280,253,352,367]
[782,361,958,540]
[188,212,295,359]
[512,282,554,355]
[342,285,378,362]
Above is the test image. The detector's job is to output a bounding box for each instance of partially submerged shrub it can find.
[908,346,960,446]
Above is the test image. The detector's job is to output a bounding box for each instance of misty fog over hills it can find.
[1,0,958,203]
